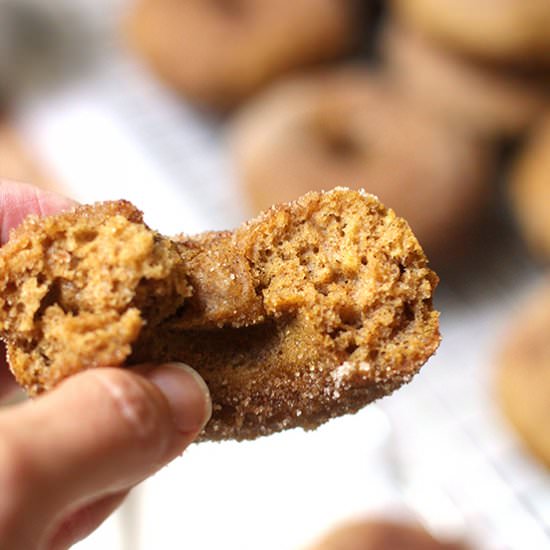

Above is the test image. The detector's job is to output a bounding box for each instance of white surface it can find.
[138,408,396,550]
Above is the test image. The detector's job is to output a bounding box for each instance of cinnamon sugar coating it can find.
[0,189,440,441]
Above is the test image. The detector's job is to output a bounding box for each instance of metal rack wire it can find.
[383,254,549,550]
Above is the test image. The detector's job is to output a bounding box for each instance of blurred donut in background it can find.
[231,68,494,262]
[497,278,550,469]
[509,113,550,260]
[381,24,549,139]
[123,0,363,110]
[303,519,468,550]
[390,0,550,67]
[0,122,57,191]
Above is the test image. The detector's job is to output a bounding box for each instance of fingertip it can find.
[145,363,212,435]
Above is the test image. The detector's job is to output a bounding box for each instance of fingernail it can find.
[147,363,212,434]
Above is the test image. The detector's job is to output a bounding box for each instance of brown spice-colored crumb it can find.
[0,201,190,395]
[0,188,440,441]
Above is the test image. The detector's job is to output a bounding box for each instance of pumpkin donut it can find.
[382,24,548,138]
[390,0,550,67]
[123,0,360,109]
[231,68,493,260]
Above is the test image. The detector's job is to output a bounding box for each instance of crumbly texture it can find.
[509,113,550,260]
[123,0,359,110]
[231,68,492,261]
[382,24,548,138]
[0,189,440,441]
[497,278,550,468]
[304,519,468,550]
[391,0,550,67]
[0,201,191,394]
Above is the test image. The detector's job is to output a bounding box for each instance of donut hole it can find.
[324,132,360,160]
[309,119,361,161]
[209,0,247,19]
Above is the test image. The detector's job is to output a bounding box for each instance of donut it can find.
[123,0,360,109]
[381,24,549,138]
[509,113,550,260]
[497,278,550,468]
[0,188,440,441]
[390,0,550,67]
[230,68,493,261]
[304,519,467,550]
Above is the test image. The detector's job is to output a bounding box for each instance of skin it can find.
[0,181,212,550]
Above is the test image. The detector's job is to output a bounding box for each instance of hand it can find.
[0,181,212,550]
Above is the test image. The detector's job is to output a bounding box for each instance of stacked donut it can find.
[385,0,550,138]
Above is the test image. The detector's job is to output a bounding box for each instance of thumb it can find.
[0,364,211,546]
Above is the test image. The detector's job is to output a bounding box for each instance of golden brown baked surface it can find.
[0,188,440,441]
[304,519,467,550]
[124,0,359,109]
[509,113,550,260]
[497,278,550,468]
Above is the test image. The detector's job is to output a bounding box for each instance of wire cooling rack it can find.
[383,273,550,550]
[13,6,550,548]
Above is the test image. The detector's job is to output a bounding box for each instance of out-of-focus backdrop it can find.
[1,0,550,548]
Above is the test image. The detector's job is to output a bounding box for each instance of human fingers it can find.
[0,363,211,549]
[47,491,129,550]
[0,345,18,401]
